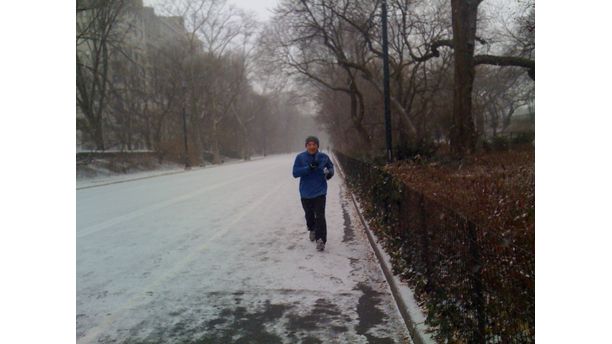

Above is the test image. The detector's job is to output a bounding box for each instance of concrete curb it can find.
[332,154,433,344]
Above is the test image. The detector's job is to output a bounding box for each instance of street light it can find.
[381,0,393,163]
[181,80,191,169]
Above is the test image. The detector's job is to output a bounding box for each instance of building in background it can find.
[77,0,200,152]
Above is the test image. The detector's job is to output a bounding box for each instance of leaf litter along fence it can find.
[334,152,534,344]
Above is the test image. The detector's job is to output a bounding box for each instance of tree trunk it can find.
[398,112,409,149]
[143,105,152,150]
[348,84,371,150]
[94,121,105,151]
[212,121,221,164]
[475,107,485,140]
[450,0,480,157]
[242,127,251,160]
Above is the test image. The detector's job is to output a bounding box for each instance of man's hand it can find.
[324,167,333,180]
[309,161,319,170]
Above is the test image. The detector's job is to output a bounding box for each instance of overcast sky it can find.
[143,0,280,22]
[143,0,526,26]
[226,0,279,21]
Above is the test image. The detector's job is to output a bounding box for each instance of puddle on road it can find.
[201,300,292,344]
[340,186,356,243]
[286,298,349,333]
[355,283,396,344]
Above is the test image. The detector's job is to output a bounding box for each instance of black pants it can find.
[301,194,327,243]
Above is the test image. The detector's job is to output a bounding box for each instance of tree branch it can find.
[411,39,453,62]
[474,54,535,80]
[415,38,535,80]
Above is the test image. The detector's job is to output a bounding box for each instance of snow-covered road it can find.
[76,153,411,343]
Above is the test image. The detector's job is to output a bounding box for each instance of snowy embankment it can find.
[77,163,187,189]
[77,153,411,343]
[76,155,265,189]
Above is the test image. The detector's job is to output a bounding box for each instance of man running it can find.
[292,136,334,251]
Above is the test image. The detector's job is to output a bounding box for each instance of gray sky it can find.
[143,0,280,22]
[226,0,279,21]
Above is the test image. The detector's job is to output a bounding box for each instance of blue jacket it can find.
[292,150,334,199]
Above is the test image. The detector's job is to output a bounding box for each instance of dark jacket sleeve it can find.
[292,155,310,178]
[325,155,334,178]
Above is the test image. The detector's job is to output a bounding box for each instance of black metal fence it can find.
[335,152,534,343]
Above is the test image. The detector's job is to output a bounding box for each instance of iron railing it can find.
[335,151,534,343]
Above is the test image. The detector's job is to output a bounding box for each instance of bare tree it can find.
[262,0,378,149]
[262,0,456,155]
[76,0,128,150]
[145,37,191,161]
[156,0,258,163]
[313,0,534,156]
[107,57,147,151]
[412,0,535,156]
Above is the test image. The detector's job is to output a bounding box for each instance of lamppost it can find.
[181,81,191,169]
[381,0,393,163]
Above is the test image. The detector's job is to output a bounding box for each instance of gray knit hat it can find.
[305,136,319,146]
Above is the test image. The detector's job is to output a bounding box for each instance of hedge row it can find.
[335,152,534,343]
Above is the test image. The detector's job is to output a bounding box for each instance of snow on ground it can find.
[76,163,187,189]
[76,156,266,189]
[77,153,412,343]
